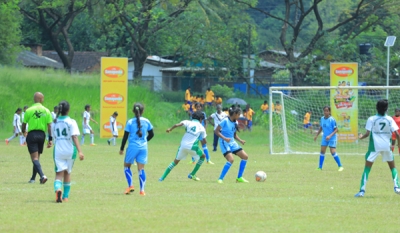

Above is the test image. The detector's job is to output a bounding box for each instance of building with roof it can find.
[17,50,63,69]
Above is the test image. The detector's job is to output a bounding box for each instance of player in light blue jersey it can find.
[119,103,154,196]
[215,106,249,183]
[314,106,343,171]
[355,99,400,197]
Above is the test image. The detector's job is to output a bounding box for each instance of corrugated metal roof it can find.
[259,61,286,69]
[17,51,63,69]
[146,55,176,63]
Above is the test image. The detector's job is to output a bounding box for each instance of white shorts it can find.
[365,151,394,162]
[111,129,118,136]
[54,157,75,173]
[14,126,21,134]
[83,125,92,134]
[175,147,202,161]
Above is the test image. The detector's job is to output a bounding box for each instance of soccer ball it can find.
[255,171,267,182]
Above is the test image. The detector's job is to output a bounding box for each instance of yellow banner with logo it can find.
[100,57,128,138]
[330,63,358,142]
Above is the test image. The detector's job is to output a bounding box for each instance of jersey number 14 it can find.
[56,128,68,137]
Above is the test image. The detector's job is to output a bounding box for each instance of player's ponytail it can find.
[58,101,70,117]
[15,107,22,113]
[133,103,144,137]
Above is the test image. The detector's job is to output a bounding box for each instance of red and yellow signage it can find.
[100,57,128,138]
[330,63,358,142]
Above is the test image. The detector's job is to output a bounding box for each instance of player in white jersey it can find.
[159,111,207,181]
[81,104,98,146]
[53,101,84,203]
[21,106,29,145]
[5,108,24,145]
[208,104,228,152]
[355,99,400,197]
[49,105,59,141]
[107,112,119,146]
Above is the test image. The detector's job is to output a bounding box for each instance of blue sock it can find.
[192,157,195,162]
[203,144,210,161]
[54,180,62,192]
[63,182,71,198]
[139,169,146,192]
[124,167,133,187]
[219,162,232,180]
[238,160,247,178]
[319,154,325,169]
[332,153,342,167]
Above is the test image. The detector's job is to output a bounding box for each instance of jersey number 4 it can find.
[56,128,68,137]
[190,126,196,132]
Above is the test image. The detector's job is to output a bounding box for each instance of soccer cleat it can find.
[212,148,217,152]
[394,187,400,195]
[124,186,135,194]
[28,180,35,183]
[139,191,146,196]
[5,139,9,145]
[62,198,68,202]
[158,177,164,182]
[354,190,365,197]
[90,143,97,146]
[338,167,344,172]
[316,168,322,171]
[188,174,200,181]
[107,140,110,146]
[217,179,223,184]
[236,177,249,183]
[40,176,47,184]
[207,160,215,165]
[56,190,62,203]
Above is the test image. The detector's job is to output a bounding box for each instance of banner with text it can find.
[100,57,128,138]
[330,63,358,142]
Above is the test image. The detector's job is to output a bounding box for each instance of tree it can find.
[236,0,400,86]
[19,0,94,72]
[0,0,22,65]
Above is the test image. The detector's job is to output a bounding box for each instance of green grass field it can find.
[1,126,400,232]
[1,67,400,232]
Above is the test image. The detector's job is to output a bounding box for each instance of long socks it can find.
[203,144,210,162]
[32,160,44,178]
[81,135,85,145]
[7,135,16,142]
[54,180,62,192]
[90,134,94,144]
[124,167,133,187]
[237,160,247,178]
[30,165,37,181]
[139,170,146,192]
[332,153,342,167]
[218,161,232,180]
[359,166,371,191]
[160,162,176,180]
[391,168,399,188]
[63,182,71,199]
[190,157,204,176]
[318,154,325,169]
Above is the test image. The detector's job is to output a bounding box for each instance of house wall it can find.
[128,62,163,91]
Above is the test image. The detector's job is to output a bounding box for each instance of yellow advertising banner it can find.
[330,63,358,142]
[100,57,128,138]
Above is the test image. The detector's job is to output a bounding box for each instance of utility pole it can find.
[246,24,251,95]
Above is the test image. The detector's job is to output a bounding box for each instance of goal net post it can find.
[269,86,400,155]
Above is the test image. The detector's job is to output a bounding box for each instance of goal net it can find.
[269,86,400,155]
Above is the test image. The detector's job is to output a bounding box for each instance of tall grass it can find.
[0,67,182,130]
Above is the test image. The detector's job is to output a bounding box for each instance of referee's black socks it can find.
[32,160,44,178]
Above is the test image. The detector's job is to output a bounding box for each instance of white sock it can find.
[19,136,24,145]
[113,137,116,146]
[7,135,16,141]
[81,135,85,145]
[90,134,94,144]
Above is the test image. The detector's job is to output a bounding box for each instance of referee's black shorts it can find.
[26,130,46,154]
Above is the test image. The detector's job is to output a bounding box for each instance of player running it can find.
[120,103,154,196]
[5,108,23,145]
[159,111,207,182]
[391,108,400,155]
[355,99,400,197]
[215,106,249,183]
[313,106,343,171]
[53,101,84,203]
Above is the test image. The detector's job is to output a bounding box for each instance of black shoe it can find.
[40,176,48,184]
[107,140,110,145]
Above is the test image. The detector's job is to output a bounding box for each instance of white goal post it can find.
[269,86,400,155]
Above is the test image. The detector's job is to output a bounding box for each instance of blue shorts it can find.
[304,123,311,129]
[247,120,253,128]
[219,138,242,156]
[206,102,213,106]
[125,146,148,164]
[321,139,336,148]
